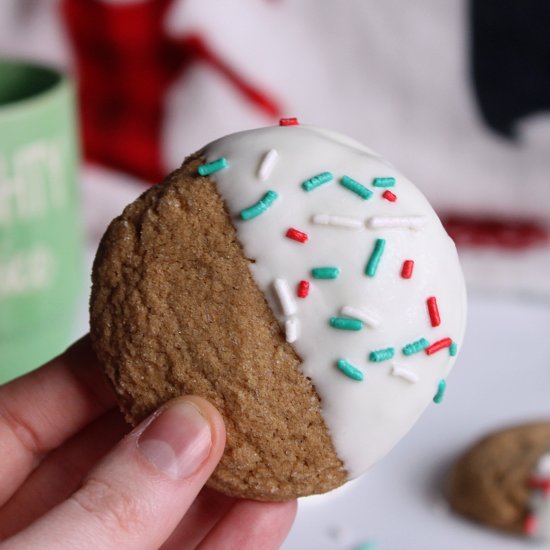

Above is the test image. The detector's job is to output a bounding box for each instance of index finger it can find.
[0,335,116,506]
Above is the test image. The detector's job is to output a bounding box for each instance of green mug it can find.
[0,60,82,383]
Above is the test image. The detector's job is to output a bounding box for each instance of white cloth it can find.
[2,0,550,295]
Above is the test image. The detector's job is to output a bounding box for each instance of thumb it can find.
[3,396,226,550]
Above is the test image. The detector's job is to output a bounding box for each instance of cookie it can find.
[449,421,550,539]
[90,121,466,500]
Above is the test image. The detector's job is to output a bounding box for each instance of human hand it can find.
[0,336,297,549]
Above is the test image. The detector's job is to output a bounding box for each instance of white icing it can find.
[204,124,467,478]
[530,451,550,541]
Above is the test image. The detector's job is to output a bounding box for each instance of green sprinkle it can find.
[311,267,340,279]
[402,338,430,356]
[198,157,228,176]
[433,379,447,404]
[336,359,364,381]
[240,190,278,220]
[365,238,386,277]
[372,176,395,188]
[369,347,395,362]
[449,342,458,356]
[340,175,373,200]
[329,317,363,331]
[301,171,333,191]
[354,543,376,550]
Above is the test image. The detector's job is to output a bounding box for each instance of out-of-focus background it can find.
[1,1,550,548]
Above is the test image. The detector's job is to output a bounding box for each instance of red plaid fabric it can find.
[60,0,549,250]
[61,0,280,183]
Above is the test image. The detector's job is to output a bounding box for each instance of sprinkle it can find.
[279,117,299,126]
[530,477,550,494]
[539,455,550,475]
[433,379,447,403]
[301,172,333,192]
[339,175,373,200]
[367,216,427,230]
[382,190,397,202]
[312,214,363,229]
[365,238,386,277]
[426,338,453,355]
[402,338,430,356]
[285,317,299,343]
[524,514,537,536]
[336,359,364,381]
[273,278,297,316]
[312,267,340,279]
[340,306,381,328]
[373,177,395,188]
[198,157,228,176]
[240,190,278,220]
[297,280,310,298]
[449,341,458,356]
[401,260,415,279]
[257,149,279,181]
[391,365,419,384]
[286,227,309,243]
[369,347,395,362]
[427,296,441,327]
[329,317,363,331]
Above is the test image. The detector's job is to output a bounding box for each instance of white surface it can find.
[205,125,466,478]
[284,292,550,550]
[81,165,550,550]
[5,1,550,222]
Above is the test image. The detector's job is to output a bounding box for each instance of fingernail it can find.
[138,400,212,479]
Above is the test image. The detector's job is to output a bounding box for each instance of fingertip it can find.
[196,497,298,550]
[253,498,298,535]
[280,498,298,524]
[176,396,227,462]
[129,396,224,483]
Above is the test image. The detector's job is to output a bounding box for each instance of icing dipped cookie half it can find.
[90,122,467,500]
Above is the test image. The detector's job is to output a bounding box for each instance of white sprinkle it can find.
[273,278,297,316]
[340,306,381,328]
[285,317,299,343]
[366,216,427,230]
[257,149,279,181]
[312,214,363,229]
[391,364,419,384]
[537,453,550,476]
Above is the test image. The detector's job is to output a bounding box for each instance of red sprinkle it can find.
[524,514,537,535]
[279,117,299,126]
[286,227,309,243]
[530,477,550,494]
[401,260,414,279]
[425,337,452,355]
[427,296,441,327]
[297,280,310,298]
[382,190,397,202]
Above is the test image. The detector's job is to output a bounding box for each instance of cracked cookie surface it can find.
[90,154,346,501]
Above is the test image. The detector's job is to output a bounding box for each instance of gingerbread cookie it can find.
[90,121,466,500]
[449,421,550,539]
